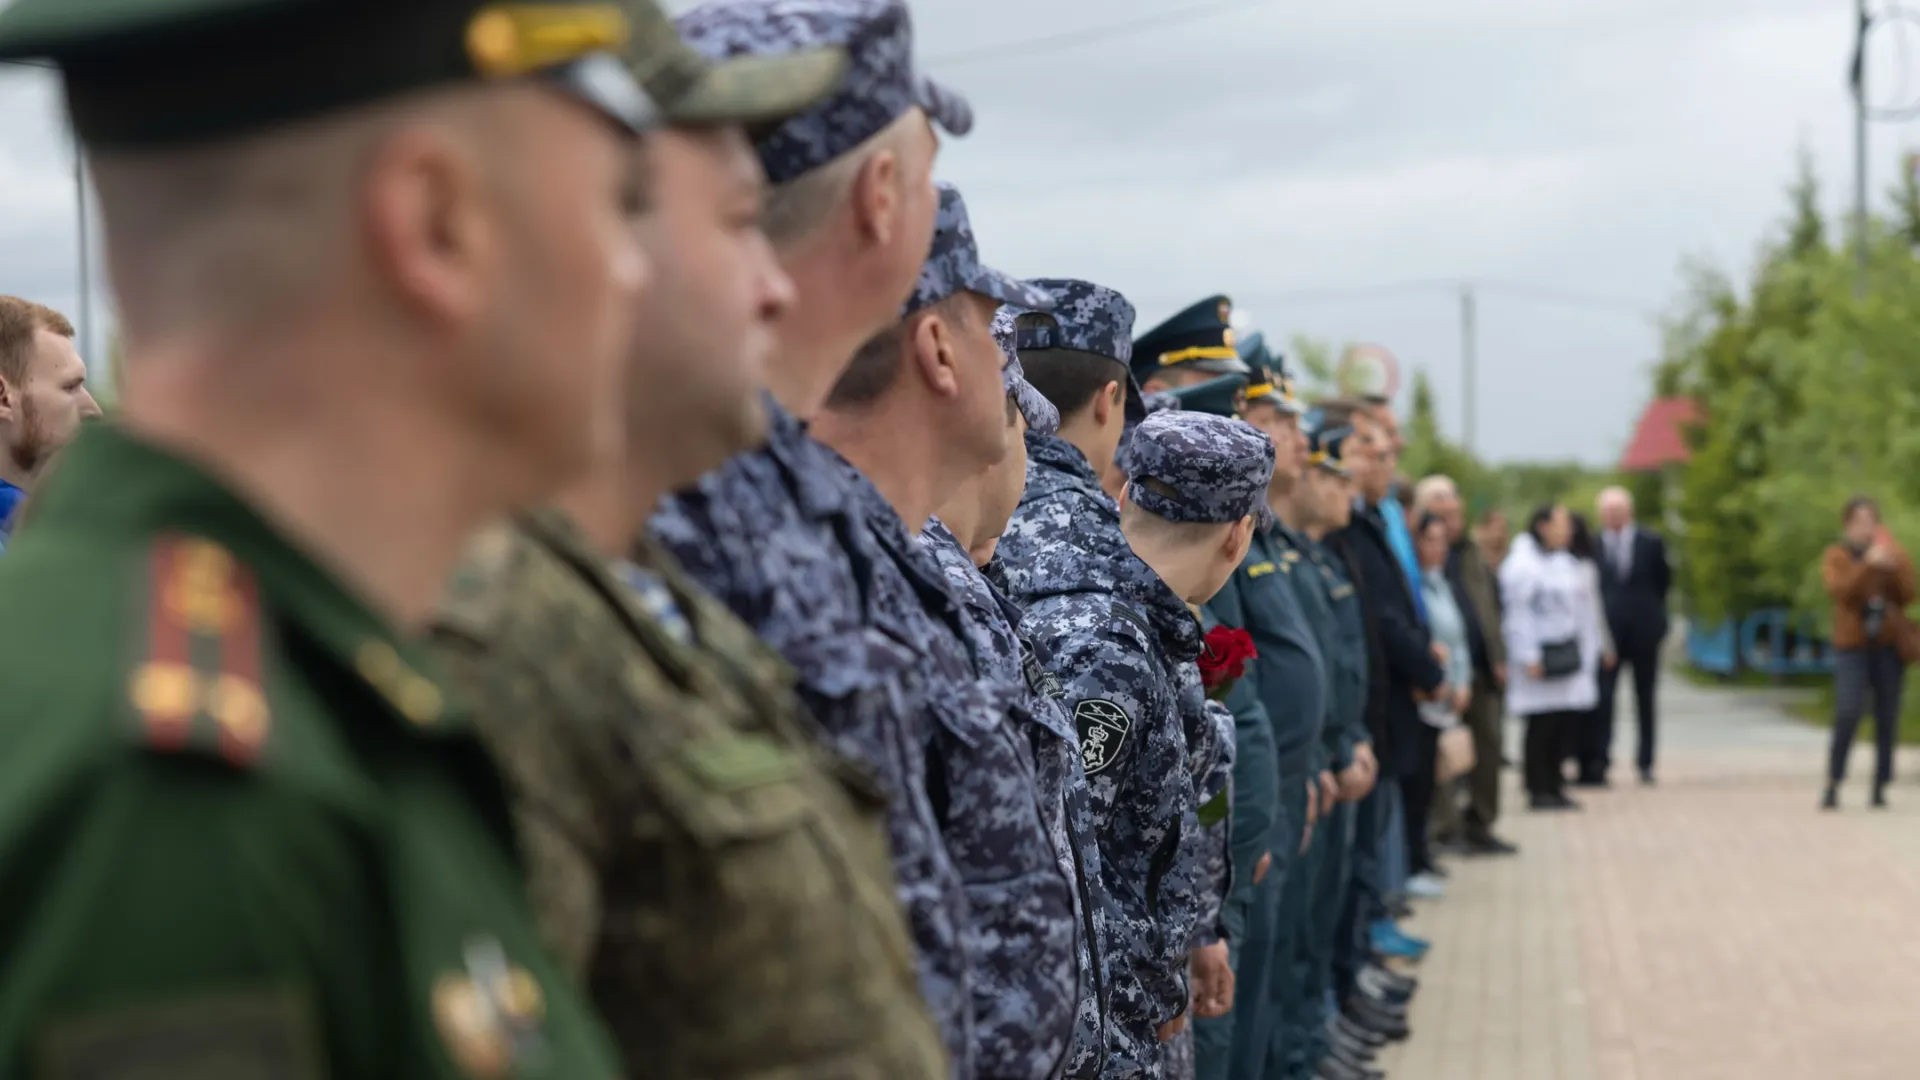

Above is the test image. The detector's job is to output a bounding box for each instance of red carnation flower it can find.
[1198,626,1257,700]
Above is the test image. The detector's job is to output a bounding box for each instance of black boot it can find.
[1821,785,1839,811]
[1873,784,1888,809]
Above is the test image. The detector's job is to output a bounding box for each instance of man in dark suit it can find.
[1589,486,1672,784]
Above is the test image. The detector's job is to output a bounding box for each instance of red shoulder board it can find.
[126,535,272,768]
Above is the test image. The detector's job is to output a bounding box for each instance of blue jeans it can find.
[1377,777,1407,897]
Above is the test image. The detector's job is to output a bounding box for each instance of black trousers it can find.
[1589,638,1662,776]
[1524,711,1579,799]
[1829,645,1904,787]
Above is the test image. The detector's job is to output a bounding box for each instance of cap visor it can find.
[1186,356,1252,377]
[915,74,973,136]
[548,53,662,134]
[969,265,1055,312]
[1123,375,1148,427]
[668,46,849,127]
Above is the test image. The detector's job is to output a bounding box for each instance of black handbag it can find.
[1539,639,1581,678]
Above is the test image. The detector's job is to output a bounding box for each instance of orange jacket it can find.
[1823,541,1918,652]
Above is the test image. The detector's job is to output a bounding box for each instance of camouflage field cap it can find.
[993,307,1060,437]
[907,183,1054,315]
[1141,390,1182,416]
[1307,424,1353,477]
[1018,276,1146,425]
[0,0,668,148]
[626,0,849,128]
[676,0,971,184]
[1124,411,1276,530]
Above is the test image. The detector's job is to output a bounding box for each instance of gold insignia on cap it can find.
[1217,299,1231,323]
[1222,328,1236,350]
[466,3,630,79]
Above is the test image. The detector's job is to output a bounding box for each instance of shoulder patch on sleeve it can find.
[1072,698,1133,775]
[126,536,272,768]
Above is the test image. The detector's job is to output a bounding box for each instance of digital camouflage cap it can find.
[1124,412,1276,531]
[675,0,972,184]
[993,307,1060,437]
[907,183,1054,316]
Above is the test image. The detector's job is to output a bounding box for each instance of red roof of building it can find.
[1618,396,1699,472]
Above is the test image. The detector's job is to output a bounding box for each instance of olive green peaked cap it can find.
[0,0,846,149]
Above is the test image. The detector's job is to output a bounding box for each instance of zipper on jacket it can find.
[1060,801,1107,1079]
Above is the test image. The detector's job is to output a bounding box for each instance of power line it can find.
[1183,278,1655,319]
[925,0,1277,69]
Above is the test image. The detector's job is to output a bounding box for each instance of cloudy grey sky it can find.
[0,0,1906,462]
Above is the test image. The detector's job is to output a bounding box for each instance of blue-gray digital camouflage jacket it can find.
[920,518,1102,1080]
[869,507,1073,1080]
[1180,695,1233,952]
[651,399,975,1076]
[1000,432,1199,1080]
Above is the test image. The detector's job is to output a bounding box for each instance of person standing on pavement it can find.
[1593,486,1672,785]
[1326,407,1445,981]
[0,298,101,549]
[1821,495,1918,810]
[926,312,1119,1080]
[812,182,1079,1080]
[1503,504,1602,811]
[1426,478,1517,855]
[1408,510,1471,901]
[1189,353,1324,1080]
[651,2,989,1069]
[0,0,657,1073]
[1011,409,1271,1080]
[427,21,950,1079]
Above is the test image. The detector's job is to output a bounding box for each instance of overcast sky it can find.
[0,0,1909,462]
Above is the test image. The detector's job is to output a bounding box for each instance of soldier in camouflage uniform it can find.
[648,1,987,1069]
[427,8,950,1079]
[804,183,1075,1080]
[923,308,1119,1080]
[1010,406,1274,1080]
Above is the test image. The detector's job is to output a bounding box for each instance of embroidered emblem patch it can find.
[1073,699,1132,775]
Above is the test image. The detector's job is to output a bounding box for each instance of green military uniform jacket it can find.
[429,510,947,1080]
[0,424,620,1080]
[1203,522,1325,926]
[1307,539,1372,766]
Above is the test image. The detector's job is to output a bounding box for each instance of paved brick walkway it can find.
[1377,675,1920,1080]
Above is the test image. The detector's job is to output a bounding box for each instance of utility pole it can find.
[74,150,91,366]
[1459,281,1477,456]
[1854,0,1871,302]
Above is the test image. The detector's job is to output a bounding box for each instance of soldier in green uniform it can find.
[0,1,661,1077]
[1272,425,1381,1080]
[426,10,948,1079]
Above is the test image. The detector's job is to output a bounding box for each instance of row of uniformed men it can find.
[0,0,1408,1078]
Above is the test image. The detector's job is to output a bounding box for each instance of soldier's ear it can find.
[1090,381,1118,426]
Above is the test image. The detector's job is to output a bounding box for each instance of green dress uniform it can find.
[429,512,949,1080]
[0,1,657,1076]
[0,426,623,1080]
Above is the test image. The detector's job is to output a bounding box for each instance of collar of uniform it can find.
[514,507,704,688]
[760,396,859,525]
[34,422,470,734]
[1024,431,1110,505]
[1111,553,1203,662]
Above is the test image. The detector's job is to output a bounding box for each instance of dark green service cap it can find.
[1168,371,1250,419]
[0,0,843,149]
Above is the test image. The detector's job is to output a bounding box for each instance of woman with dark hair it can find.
[1499,503,1602,809]
[1821,495,1917,809]
[1565,512,1618,786]
[1406,511,1472,899]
